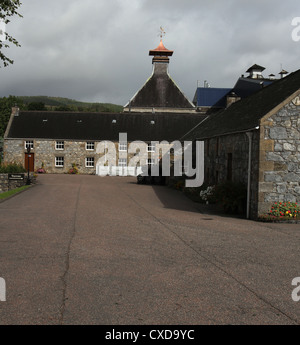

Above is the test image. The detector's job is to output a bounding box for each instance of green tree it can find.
[55,105,73,112]
[0,0,22,67]
[0,96,24,137]
[27,102,46,111]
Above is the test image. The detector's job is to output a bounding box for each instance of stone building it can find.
[3,110,203,175]
[183,68,300,219]
[3,39,204,175]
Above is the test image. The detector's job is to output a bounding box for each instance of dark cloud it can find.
[1,0,299,105]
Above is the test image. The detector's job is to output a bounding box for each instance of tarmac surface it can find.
[0,174,299,325]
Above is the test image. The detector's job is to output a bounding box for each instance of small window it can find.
[25,141,34,150]
[86,142,95,151]
[148,143,156,152]
[85,157,94,167]
[119,143,127,152]
[118,158,127,167]
[56,141,64,150]
[55,157,64,167]
[147,158,155,166]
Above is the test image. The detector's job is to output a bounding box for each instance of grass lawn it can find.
[0,185,31,201]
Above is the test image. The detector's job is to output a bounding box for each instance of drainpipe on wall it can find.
[246,132,253,219]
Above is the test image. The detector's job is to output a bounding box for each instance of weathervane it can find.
[158,26,166,39]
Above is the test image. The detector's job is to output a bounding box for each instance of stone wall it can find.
[258,97,300,215]
[0,173,35,193]
[203,130,260,218]
[3,139,173,175]
[3,139,24,166]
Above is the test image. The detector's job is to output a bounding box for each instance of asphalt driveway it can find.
[0,174,299,325]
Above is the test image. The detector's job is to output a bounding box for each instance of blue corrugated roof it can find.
[194,88,232,107]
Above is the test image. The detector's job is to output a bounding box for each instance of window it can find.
[148,143,156,152]
[55,157,64,167]
[85,157,94,168]
[86,142,95,151]
[119,142,127,152]
[25,141,34,150]
[147,158,155,166]
[118,158,127,167]
[56,141,64,150]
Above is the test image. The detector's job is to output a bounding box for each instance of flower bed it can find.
[68,163,79,174]
[259,202,300,222]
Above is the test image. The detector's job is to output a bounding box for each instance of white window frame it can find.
[55,141,64,150]
[119,143,127,152]
[85,157,95,168]
[86,142,95,151]
[25,141,34,150]
[147,143,156,152]
[118,158,127,167]
[55,157,64,167]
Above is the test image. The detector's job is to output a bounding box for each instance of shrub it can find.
[214,181,247,215]
[0,163,26,173]
[199,185,216,204]
[174,179,184,190]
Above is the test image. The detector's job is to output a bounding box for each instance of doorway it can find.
[25,153,35,172]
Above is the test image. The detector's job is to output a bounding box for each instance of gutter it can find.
[246,131,253,219]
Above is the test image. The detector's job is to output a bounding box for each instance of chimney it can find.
[269,74,276,80]
[12,105,20,116]
[226,92,241,108]
[246,64,265,79]
[279,69,288,79]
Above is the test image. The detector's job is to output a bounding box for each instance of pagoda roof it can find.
[149,40,173,56]
[246,64,266,73]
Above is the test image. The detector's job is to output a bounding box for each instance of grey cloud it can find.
[1,0,300,105]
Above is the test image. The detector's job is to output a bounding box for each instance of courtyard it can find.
[0,174,299,325]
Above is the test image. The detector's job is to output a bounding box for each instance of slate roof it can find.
[126,40,195,110]
[193,87,232,107]
[6,111,206,142]
[128,65,195,109]
[183,68,300,140]
[233,77,273,98]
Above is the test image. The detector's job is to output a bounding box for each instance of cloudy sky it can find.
[0,0,300,106]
